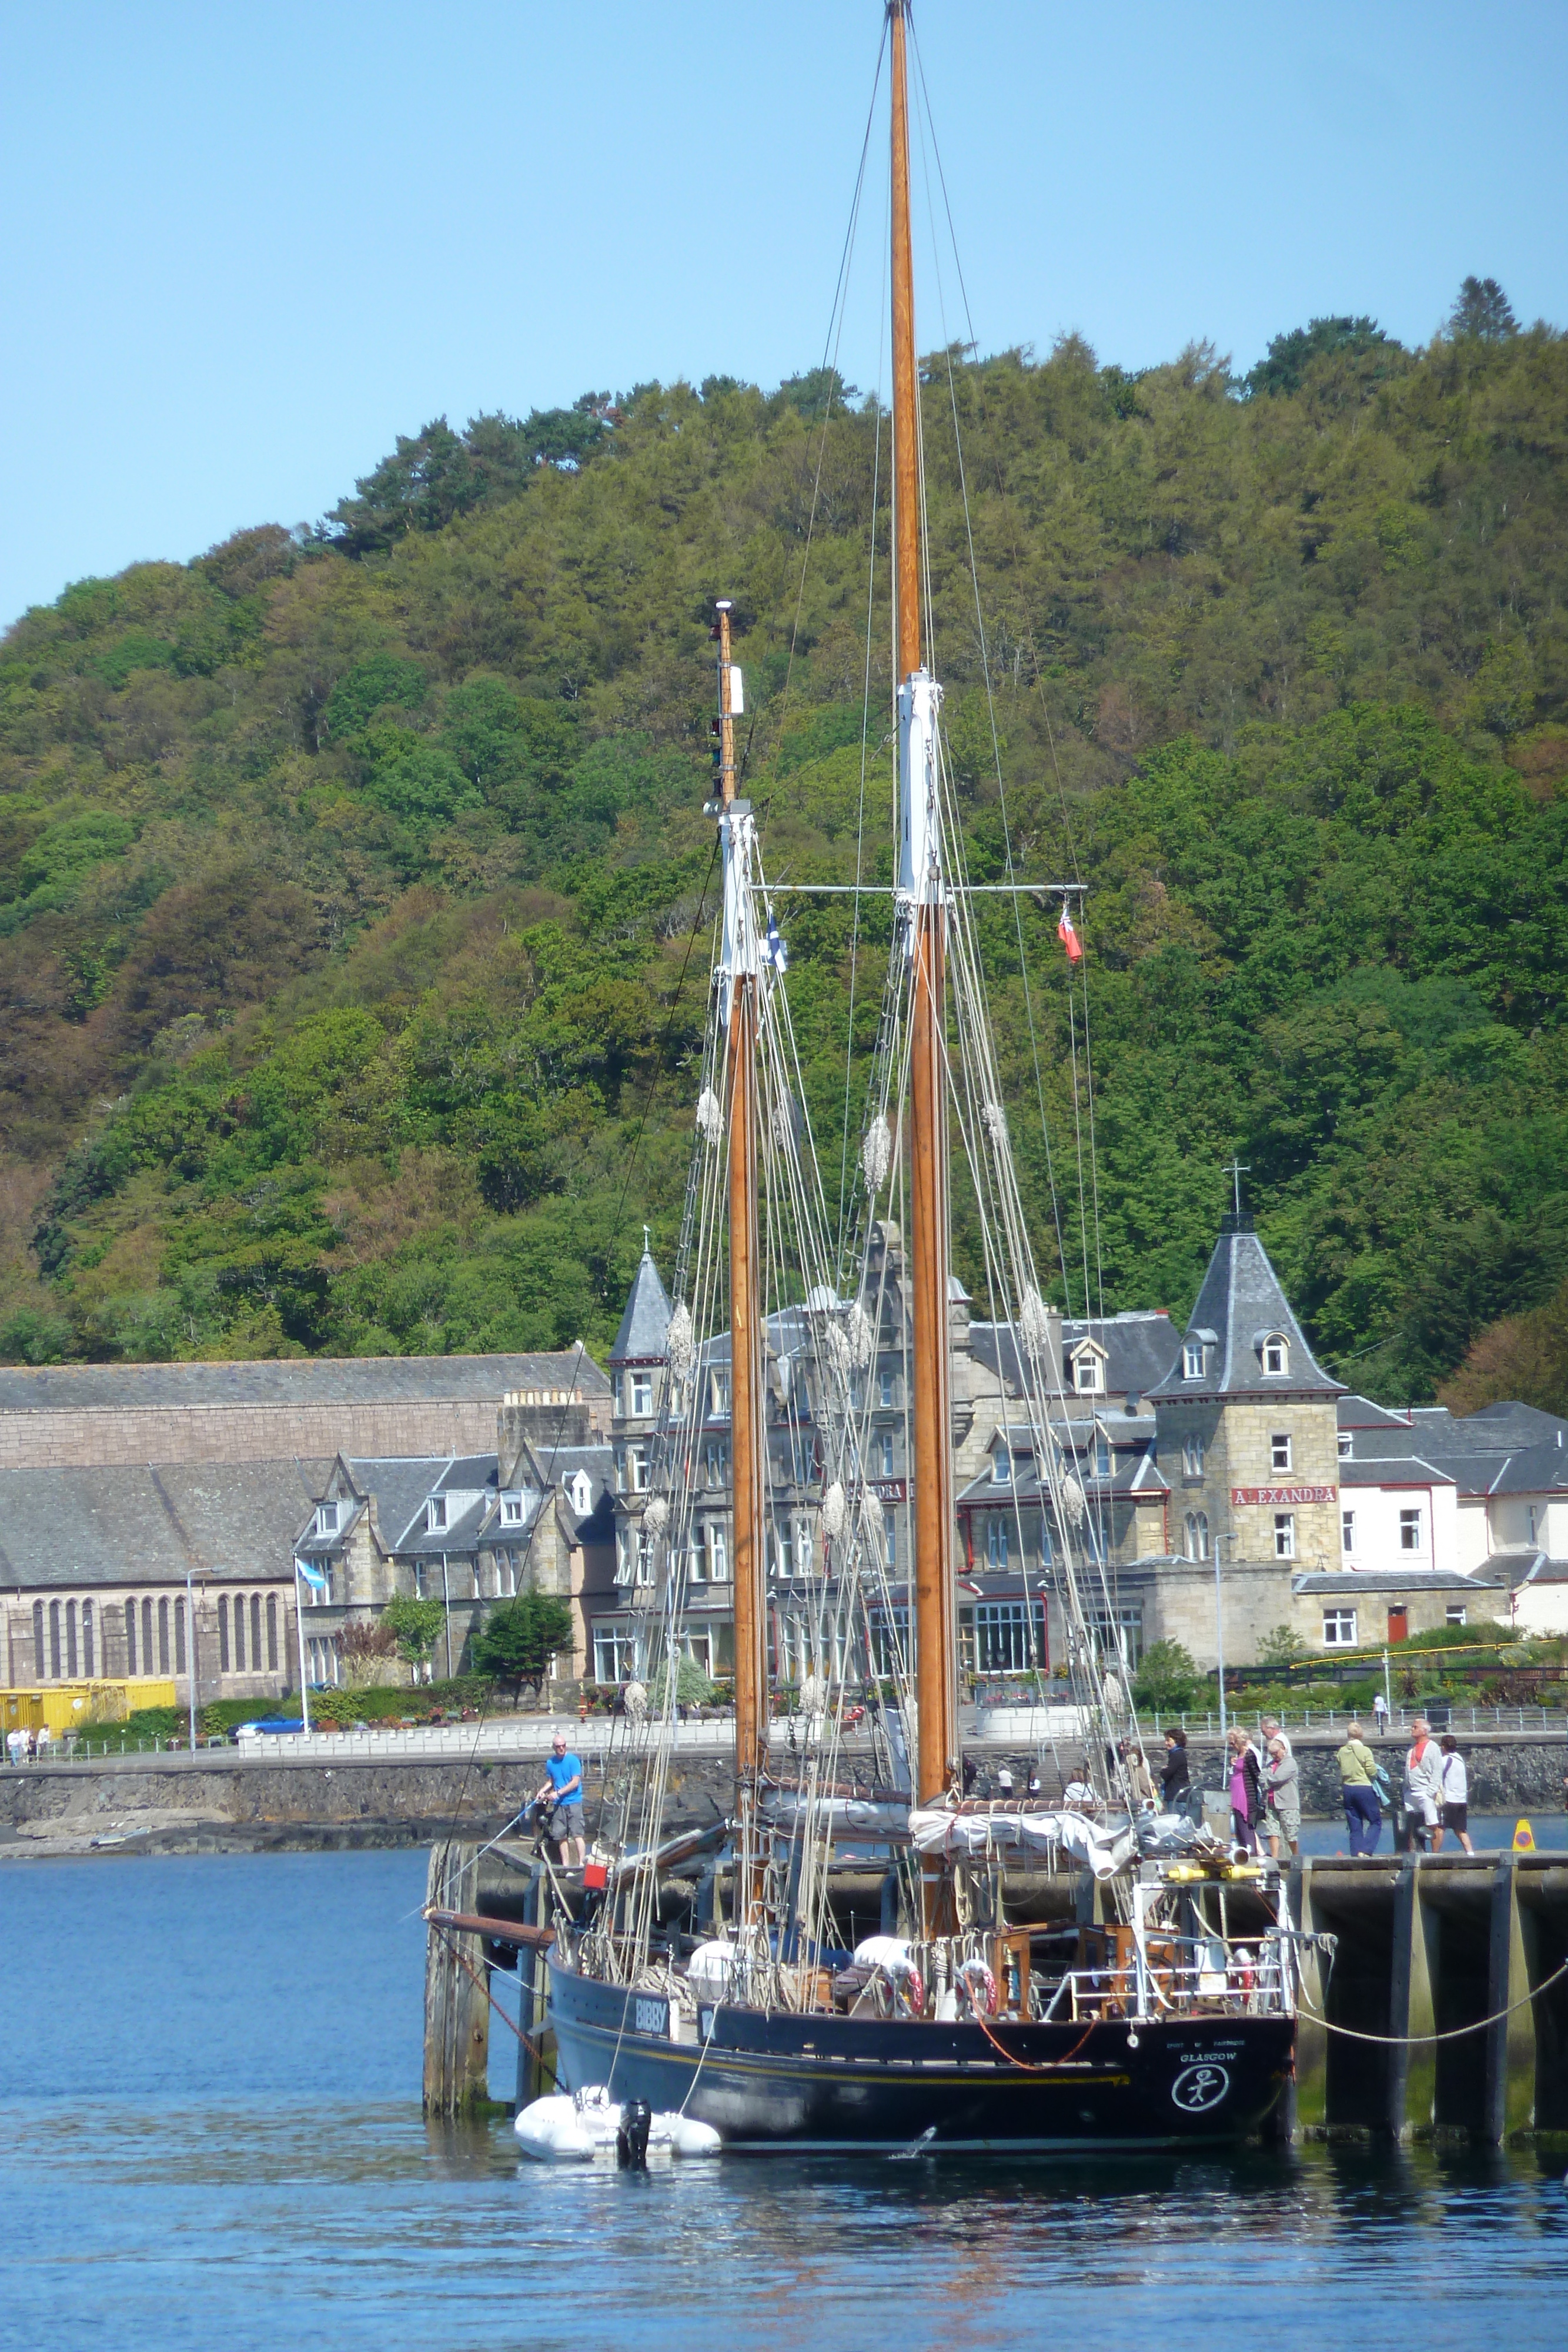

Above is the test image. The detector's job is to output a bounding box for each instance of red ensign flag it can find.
[1057,907,1084,963]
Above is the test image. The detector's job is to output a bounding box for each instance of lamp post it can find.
[293,1561,313,1733]
[186,1569,198,1755]
[1216,1532,1233,1748]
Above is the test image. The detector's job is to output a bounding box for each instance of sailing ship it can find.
[540,0,1302,2149]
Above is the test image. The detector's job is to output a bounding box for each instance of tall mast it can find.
[890,0,958,1812]
[714,600,767,1900]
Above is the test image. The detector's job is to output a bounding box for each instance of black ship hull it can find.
[546,1962,1293,2150]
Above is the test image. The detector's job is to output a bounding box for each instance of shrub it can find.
[1132,1639,1201,1714]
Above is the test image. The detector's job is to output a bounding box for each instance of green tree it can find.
[381,1595,447,1679]
[1132,1639,1201,1715]
[1447,275,1518,342]
[470,1589,574,1698]
[1258,1624,1310,1671]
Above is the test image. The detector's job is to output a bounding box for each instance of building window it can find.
[1399,1508,1423,1553]
[595,1623,637,1683]
[1342,1510,1356,1555]
[65,1600,78,1679]
[413,1562,427,1599]
[795,1518,814,1578]
[884,1507,898,1568]
[219,1596,232,1673]
[234,1596,247,1673]
[772,1526,794,1582]
[1182,1341,1205,1379]
[1446,1605,1467,1627]
[1086,1606,1144,1670]
[1323,1608,1357,1647]
[878,1430,895,1478]
[1185,1511,1210,1563]
[427,1496,447,1532]
[250,1594,262,1669]
[266,1594,279,1670]
[125,1598,137,1676]
[315,1502,339,1537]
[709,1370,730,1416]
[500,1493,524,1526]
[159,1597,171,1675]
[706,1522,729,1583]
[1263,1335,1289,1376]
[986,1515,1009,1570]
[630,1371,653,1415]
[1073,1352,1103,1396]
[175,1599,186,1676]
[634,1528,655,1587]
[868,1605,910,1677]
[961,1599,1048,1676]
[1094,1435,1111,1480]
[879,1369,895,1409]
[82,1600,95,1678]
[142,1598,153,1672]
[992,1447,1011,1484]
[1274,1514,1296,1561]
[498,1552,517,1598]
[1271,1433,1292,1472]
[701,1439,728,1489]
[1182,1434,1205,1479]
[1527,1505,1538,1545]
[1338,1432,1352,1460]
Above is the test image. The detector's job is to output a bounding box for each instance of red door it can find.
[1388,1606,1409,1644]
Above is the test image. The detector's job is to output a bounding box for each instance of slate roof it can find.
[969,1309,1178,1401]
[0,1458,329,1590]
[1338,1394,1414,1429]
[1146,1218,1343,1403]
[1487,1437,1568,1496]
[1337,1455,1456,1489]
[0,1351,609,1411]
[609,1250,673,1367]
[1291,1567,1505,1594]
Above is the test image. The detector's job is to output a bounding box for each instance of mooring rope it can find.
[1298,1952,1568,2047]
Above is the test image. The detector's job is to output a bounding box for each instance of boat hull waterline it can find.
[547,1964,1292,2150]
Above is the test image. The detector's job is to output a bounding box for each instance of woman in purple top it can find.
[1226,1726,1262,1855]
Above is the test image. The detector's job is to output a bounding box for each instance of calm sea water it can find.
[1,1849,1564,2352]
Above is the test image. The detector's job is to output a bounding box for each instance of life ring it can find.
[957,1956,998,2017]
[881,1957,925,2017]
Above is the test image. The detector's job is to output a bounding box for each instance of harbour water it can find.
[1,1849,1564,2351]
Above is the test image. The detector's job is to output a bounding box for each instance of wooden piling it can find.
[513,1865,552,2113]
[1486,1857,1537,2143]
[1287,1860,1328,2136]
[423,1839,490,2116]
[1389,1857,1439,2138]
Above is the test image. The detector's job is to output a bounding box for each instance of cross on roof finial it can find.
[643,1224,651,1254]
[1225,1155,1251,1217]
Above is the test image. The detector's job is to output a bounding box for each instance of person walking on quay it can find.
[1402,1716,1444,1853]
[1373,1690,1389,1736]
[1434,1735,1475,1853]
[1337,1720,1383,1855]
[534,1731,587,1869]
[1227,1726,1262,1855]
[1262,1736,1301,1859]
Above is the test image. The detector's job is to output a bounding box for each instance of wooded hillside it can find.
[3,288,1566,1405]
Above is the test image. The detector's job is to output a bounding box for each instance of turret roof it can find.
[609,1248,673,1367]
[1147,1216,1342,1403]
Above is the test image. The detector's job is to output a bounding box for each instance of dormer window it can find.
[992,1448,1011,1485]
[631,1371,653,1416]
[1338,1432,1352,1460]
[315,1502,339,1538]
[1182,1341,1205,1380]
[426,1496,446,1533]
[569,1470,593,1516]
[500,1493,524,1526]
[1262,1334,1289,1376]
[1072,1352,1104,1396]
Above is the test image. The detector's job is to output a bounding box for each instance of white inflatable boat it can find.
[514,2084,721,2163]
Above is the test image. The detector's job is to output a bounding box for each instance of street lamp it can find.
[1215,1531,1234,1747]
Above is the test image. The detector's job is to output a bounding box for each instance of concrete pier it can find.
[1288,1852,1568,2144]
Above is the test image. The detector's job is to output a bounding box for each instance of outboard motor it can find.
[616,2097,652,2169]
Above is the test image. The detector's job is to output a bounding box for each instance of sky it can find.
[2,0,1566,629]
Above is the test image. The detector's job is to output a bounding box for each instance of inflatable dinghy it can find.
[514,2084,721,2163]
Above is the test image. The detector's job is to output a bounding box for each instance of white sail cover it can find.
[908,1807,1137,1882]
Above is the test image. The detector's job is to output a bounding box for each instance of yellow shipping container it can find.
[1,1679,178,1736]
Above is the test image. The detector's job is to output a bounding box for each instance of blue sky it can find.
[2,0,1565,627]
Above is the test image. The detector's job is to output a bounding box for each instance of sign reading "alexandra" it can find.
[1229,1484,1335,1505]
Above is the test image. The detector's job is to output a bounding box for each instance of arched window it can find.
[1182,1341,1205,1379]
[175,1598,186,1675]
[266,1593,279,1671]
[1262,1334,1288,1375]
[250,1593,262,1666]
[49,1599,62,1679]
[125,1598,138,1675]
[33,1600,44,1679]
[66,1601,78,1678]
[142,1598,153,1673]
[218,1595,230,1675]
[1185,1511,1211,1563]
[1182,1434,1205,1479]
[233,1595,246,1672]
[158,1597,170,1674]
[82,1600,95,1678]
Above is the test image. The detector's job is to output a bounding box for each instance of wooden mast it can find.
[890,0,958,1812]
[716,600,767,1902]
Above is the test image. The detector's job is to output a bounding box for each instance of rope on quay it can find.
[1298,1953,1568,2047]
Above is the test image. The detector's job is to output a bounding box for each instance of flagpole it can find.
[293,1560,312,1733]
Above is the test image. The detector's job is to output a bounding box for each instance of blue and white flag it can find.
[764,918,788,974]
[295,1559,327,1591]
